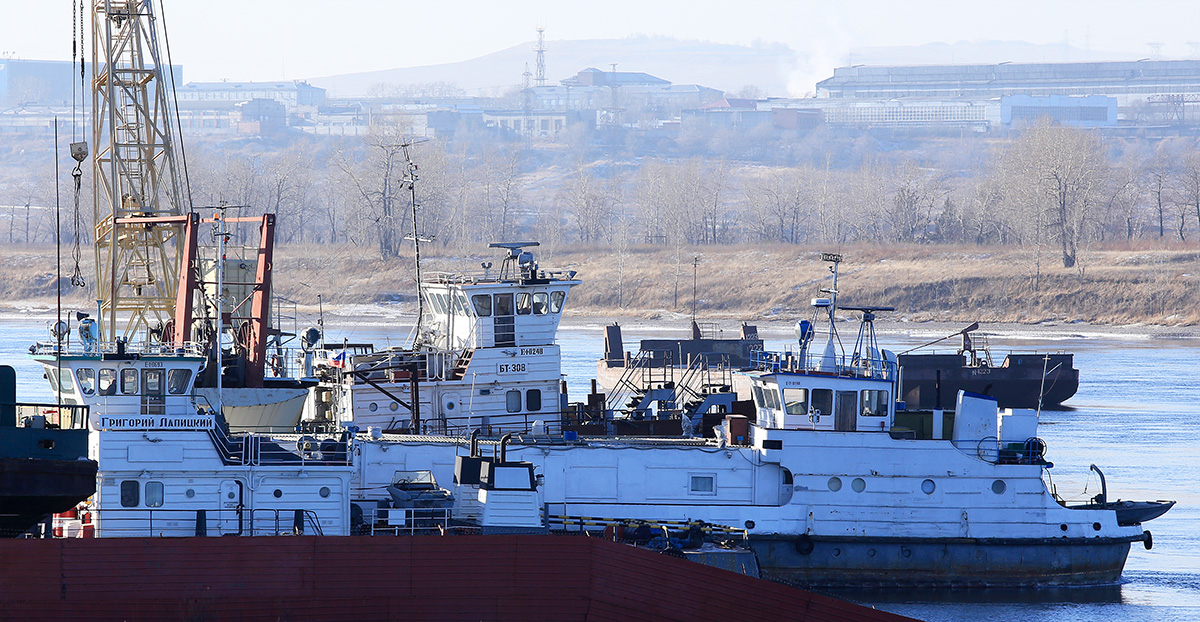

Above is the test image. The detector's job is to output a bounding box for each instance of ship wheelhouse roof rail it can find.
[750,349,897,381]
[30,341,208,358]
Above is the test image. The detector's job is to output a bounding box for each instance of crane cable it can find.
[69,0,86,288]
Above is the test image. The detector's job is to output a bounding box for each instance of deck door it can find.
[494,293,516,347]
[218,480,244,535]
[835,390,857,432]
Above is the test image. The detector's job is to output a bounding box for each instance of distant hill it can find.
[308,36,798,98]
[307,37,1154,101]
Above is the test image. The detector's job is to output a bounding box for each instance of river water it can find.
[3,311,1198,621]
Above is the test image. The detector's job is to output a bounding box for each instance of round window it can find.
[921,479,936,494]
[368,402,378,412]
[389,402,399,411]
[446,401,456,411]
[273,489,283,498]
[185,488,195,499]
[827,477,842,492]
[852,477,866,493]
[319,486,331,498]
[991,480,1007,495]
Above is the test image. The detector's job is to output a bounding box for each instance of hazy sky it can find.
[4,0,1200,88]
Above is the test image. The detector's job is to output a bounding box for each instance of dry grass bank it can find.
[3,243,1198,326]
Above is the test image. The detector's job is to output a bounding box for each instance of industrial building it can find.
[816,59,1200,105]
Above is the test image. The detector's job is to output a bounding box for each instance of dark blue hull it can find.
[750,533,1143,588]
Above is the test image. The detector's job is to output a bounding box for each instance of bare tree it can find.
[997,121,1108,269]
[335,121,417,259]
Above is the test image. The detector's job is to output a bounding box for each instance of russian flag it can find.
[331,350,346,369]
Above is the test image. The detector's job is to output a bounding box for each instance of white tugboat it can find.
[326,242,580,435]
[353,252,1170,587]
[25,0,352,538]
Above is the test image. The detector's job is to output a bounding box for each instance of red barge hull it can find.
[0,535,913,622]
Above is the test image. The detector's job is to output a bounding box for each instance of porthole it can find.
[852,477,866,493]
[1060,523,1069,532]
[832,547,842,557]
[389,402,398,411]
[319,486,331,498]
[921,479,936,494]
[273,489,283,498]
[368,402,378,412]
[1093,522,1101,531]
[185,488,195,499]
[446,401,456,411]
[827,477,842,492]
[745,520,756,529]
[991,479,1007,495]
[867,548,877,558]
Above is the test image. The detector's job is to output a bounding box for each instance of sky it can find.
[4,0,1200,90]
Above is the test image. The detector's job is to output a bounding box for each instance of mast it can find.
[91,0,187,343]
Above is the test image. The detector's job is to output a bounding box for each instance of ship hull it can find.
[0,457,98,537]
[751,534,1138,588]
[898,353,1079,409]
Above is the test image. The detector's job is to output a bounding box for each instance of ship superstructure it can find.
[329,242,579,435]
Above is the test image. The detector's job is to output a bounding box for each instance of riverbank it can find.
[3,243,1199,328]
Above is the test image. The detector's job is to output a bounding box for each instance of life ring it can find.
[794,534,815,555]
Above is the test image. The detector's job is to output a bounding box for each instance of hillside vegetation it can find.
[4,243,1198,326]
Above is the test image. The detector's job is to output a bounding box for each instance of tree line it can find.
[4,119,1200,274]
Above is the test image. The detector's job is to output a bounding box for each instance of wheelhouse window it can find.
[516,292,532,315]
[549,291,566,313]
[75,368,96,396]
[861,389,889,416]
[494,293,514,316]
[526,389,542,411]
[167,369,192,395]
[143,369,164,395]
[452,293,471,317]
[98,368,117,395]
[472,294,492,317]
[506,389,522,413]
[782,388,809,416]
[145,481,164,507]
[120,480,140,507]
[532,292,549,315]
[811,389,833,417]
[752,385,765,407]
[120,369,138,395]
[764,387,782,411]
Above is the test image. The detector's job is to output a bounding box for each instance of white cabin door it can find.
[218,480,244,535]
[494,294,516,347]
[835,390,857,432]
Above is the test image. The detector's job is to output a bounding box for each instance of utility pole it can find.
[534,27,547,87]
[691,256,699,323]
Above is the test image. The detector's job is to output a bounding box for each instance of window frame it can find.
[167,369,192,395]
[120,368,139,395]
[120,480,140,507]
[689,473,717,496]
[145,481,165,507]
[75,368,96,396]
[505,389,522,413]
[471,294,492,317]
[549,290,566,313]
[526,388,542,412]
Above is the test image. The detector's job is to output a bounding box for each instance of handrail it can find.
[75,507,330,537]
[367,507,453,536]
[751,349,897,382]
